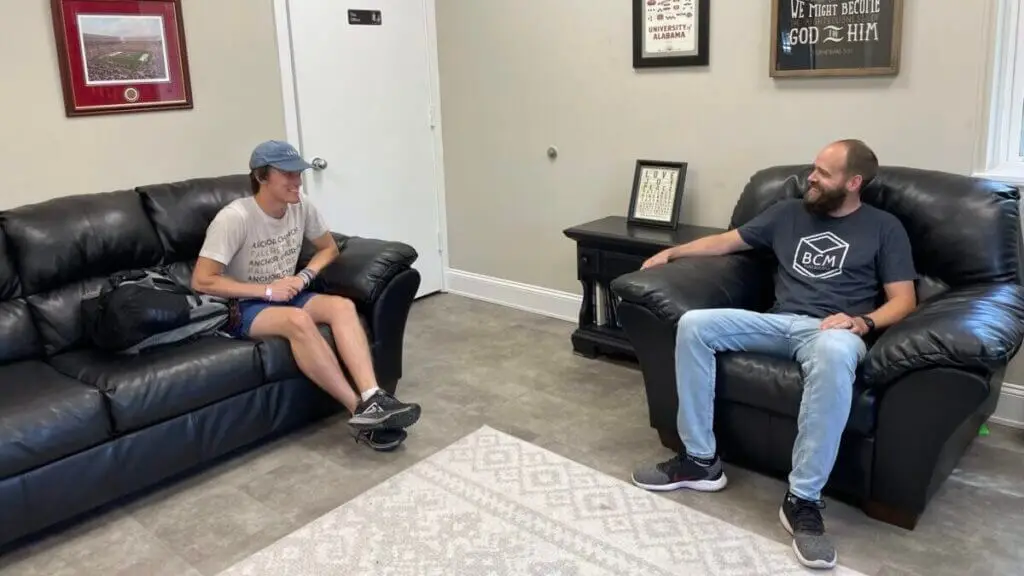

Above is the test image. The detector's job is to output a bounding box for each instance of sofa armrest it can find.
[609,252,775,324]
[862,283,1024,390]
[309,233,418,304]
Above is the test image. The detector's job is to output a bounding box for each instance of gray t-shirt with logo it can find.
[198,196,330,286]
[737,199,917,319]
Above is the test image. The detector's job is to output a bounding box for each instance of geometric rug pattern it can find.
[217,426,868,575]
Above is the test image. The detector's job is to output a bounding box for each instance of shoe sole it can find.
[630,473,728,492]
[348,404,421,431]
[357,429,408,452]
[778,507,838,570]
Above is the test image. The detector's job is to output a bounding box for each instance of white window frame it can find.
[978,0,1024,185]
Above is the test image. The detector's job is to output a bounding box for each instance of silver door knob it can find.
[311,157,328,170]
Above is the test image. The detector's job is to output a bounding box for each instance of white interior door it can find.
[283,0,445,297]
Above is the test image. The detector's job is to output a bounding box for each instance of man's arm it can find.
[302,232,341,276]
[822,281,916,334]
[642,201,789,269]
[642,230,752,268]
[864,281,917,330]
[191,257,270,299]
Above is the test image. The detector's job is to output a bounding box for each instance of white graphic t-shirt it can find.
[198,196,329,288]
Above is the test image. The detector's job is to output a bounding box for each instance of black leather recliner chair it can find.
[0,174,420,549]
[610,165,1024,529]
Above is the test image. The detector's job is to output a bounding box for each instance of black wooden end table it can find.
[562,216,725,360]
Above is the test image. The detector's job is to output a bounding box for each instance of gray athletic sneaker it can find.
[631,453,728,492]
[348,390,421,431]
[779,491,838,570]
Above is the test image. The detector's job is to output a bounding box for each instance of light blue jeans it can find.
[675,308,867,502]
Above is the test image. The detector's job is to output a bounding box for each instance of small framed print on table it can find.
[627,160,687,229]
[633,0,710,68]
[50,0,193,117]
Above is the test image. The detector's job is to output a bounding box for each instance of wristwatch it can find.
[859,315,875,333]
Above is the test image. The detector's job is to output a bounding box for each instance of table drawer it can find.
[577,247,599,277]
[603,251,644,279]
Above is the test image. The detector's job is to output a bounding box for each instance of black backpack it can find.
[81,267,230,354]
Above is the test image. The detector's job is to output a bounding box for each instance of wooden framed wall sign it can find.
[769,0,902,78]
[50,0,193,116]
[633,0,709,68]
[627,160,687,229]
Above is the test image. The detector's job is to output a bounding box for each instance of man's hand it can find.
[642,250,671,269]
[820,313,869,336]
[267,277,303,302]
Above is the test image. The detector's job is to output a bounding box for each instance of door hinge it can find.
[437,228,444,254]
[428,105,437,129]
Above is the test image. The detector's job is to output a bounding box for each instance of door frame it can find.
[271,0,451,293]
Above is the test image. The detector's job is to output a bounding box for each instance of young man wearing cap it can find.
[192,140,420,451]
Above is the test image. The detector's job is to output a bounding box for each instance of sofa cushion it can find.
[1,190,164,296]
[0,361,111,479]
[716,352,876,435]
[26,277,109,356]
[0,300,42,364]
[48,335,264,433]
[137,174,251,262]
[0,228,20,299]
[256,320,372,382]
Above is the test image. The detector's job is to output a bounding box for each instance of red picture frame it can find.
[50,0,193,117]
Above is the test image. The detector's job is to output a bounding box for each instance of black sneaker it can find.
[779,491,837,570]
[631,453,728,492]
[348,390,421,431]
[355,428,407,452]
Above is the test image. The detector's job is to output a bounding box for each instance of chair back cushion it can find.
[1,190,164,295]
[137,174,251,262]
[1,190,165,355]
[0,229,42,364]
[729,165,1022,292]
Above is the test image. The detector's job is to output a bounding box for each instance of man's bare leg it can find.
[248,307,359,412]
[303,293,421,430]
[248,304,417,430]
[303,294,378,393]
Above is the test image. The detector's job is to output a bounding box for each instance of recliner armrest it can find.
[862,283,1024,390]
[310,233,418,304]
[609,252,775,324]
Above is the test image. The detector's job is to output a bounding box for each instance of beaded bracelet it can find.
[297,267,318,289]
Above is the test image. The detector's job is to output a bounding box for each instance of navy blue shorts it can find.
[231,291,318,338]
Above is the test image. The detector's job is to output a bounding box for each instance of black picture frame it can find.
[769,0,903,78]
[633,0,709,68]
[627,160,687,229]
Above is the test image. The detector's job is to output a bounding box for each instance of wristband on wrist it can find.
[297,268,317,288]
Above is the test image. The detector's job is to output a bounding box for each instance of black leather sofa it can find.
[0,174,420,549]
[610,165,1024,529]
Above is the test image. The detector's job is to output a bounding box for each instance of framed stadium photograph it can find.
[50,0,193,117]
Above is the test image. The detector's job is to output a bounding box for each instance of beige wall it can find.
[435,1,1024,383]
[436,0,995,292]
[0,0,285,210]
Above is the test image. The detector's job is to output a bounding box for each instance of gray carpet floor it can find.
[0,293,1022,576]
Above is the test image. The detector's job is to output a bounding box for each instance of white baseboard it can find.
[442,268,1024,429]
[991,383,1024,429]
[444,269,582,322]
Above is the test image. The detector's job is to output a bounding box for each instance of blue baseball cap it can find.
[249,140,313,172]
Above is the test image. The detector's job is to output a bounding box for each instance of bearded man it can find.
[630,139,917,570]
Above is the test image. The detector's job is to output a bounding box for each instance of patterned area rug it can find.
[218,426,868,575]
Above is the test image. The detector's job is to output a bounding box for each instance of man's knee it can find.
[281,308,319,340]
[677,309,720,342]
[323,295,357,322]
[811,330,864,371]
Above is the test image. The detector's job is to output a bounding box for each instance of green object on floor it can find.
[979,423,990,436]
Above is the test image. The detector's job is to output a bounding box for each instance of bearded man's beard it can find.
[803,184,846,216]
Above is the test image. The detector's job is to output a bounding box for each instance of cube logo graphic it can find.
[792,232,849,279]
